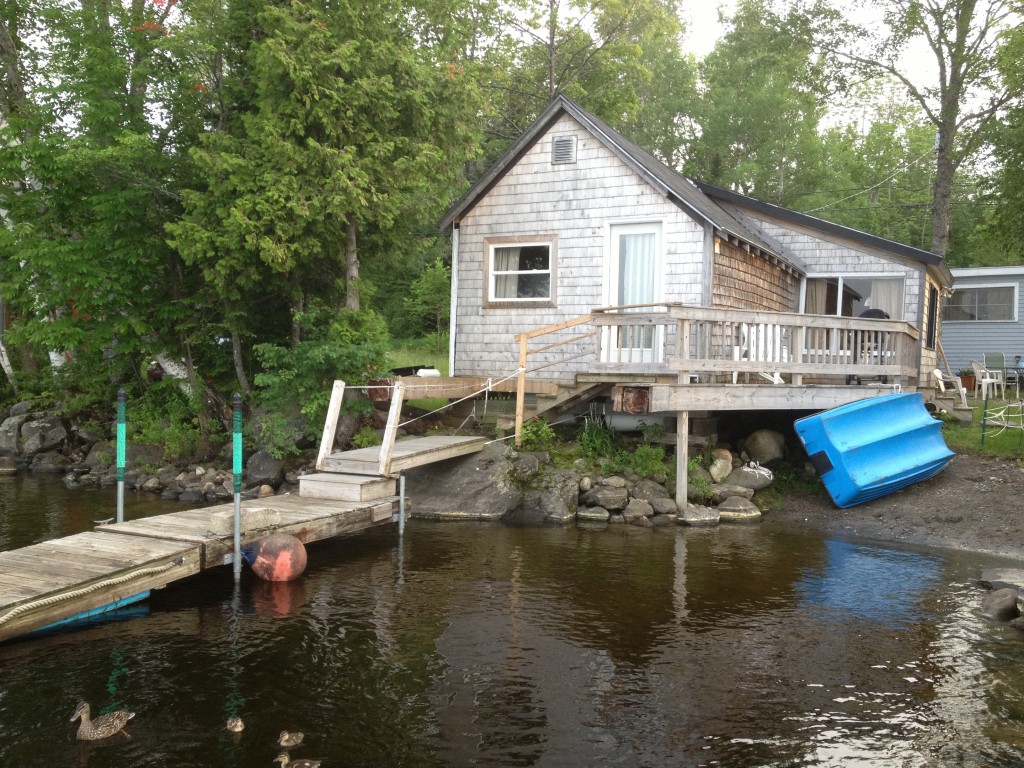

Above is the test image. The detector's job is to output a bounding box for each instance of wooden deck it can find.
[316,435,487,476]
[0,493,397,643]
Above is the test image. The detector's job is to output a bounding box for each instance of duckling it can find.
[273,753,320,768]
[70,701,135,741]
[226,716,245,732]
[277,730,304,748]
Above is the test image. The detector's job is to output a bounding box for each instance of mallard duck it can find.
[70,701,135,741]
[273,753,320,768]
[277,730,304,748]
[226,716,245,732]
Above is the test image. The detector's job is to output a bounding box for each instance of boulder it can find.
[581,485,629,511]
[21,417,67,456]
[622,498,654,522]
[632,478,670,502]
[578,506,610,522]
[0,414,28,456]
[651,497,677,515]
[982,588,1021,621]
[245,449,285,489]
[709,455,733,483]
[711,483,755,503]
[404,443,524,521]
[717,496,762,523]
[514,467,581,524]
[724,463,774,491]
[31,451,71,473]
[744,429,785,464]
[679,503,719,526]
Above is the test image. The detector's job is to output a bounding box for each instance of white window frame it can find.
[483,235,556,307]
[942,282,1018,323]
[800,273,906,319]
[602,220,665,363]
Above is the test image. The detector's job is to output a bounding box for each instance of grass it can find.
[388,340,450,412]
[939,399,1024,462]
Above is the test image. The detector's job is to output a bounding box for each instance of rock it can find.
[0,414,28,456]
[744,429,785,464]
[600,475,628,488]
[21,417,67,456]
[578,506,610,522]
[0,455,17,474]
[579,482,626,510]
[608,514,625,524]
[717,496,762,523]
[982,588,1021,621]
[980,569,1024,592]
[142,477,163,492]
[258,484,276,498]
[630,514,654,527]
[711,483,755,503]
[651,497,677,515]
[579,476,593,492]
[709,456,733,483]
[245,449,285,488]
[31,451,71,473]
[8,401,37,417]
[404,443,525,521]
[679,503,719,526]
[515,467,581,524]
[651,514,674,526]
[83,441,115,470]
[179,489,204,502]
[622,498,653,521]
[632,478,669,502]
[724,463,774,491]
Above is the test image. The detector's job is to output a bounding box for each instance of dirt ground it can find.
[764,452,1024,563]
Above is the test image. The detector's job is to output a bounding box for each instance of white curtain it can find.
[618,233,655,306]
[493,247,519,299]
[871,279,903,318]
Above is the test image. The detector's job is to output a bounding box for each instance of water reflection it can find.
[2,486,1024,766]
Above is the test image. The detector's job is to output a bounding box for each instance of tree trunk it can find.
[345,215,360,310]
[230,328,252,398]
[930,134,956,257]
[0,339,17,393]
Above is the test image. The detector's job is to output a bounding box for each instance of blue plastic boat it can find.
[794,392,955,508]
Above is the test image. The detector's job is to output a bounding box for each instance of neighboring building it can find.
[439,95,952,386]
[942,266,1024,374]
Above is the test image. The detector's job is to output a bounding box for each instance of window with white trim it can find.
[942,285,1017,322]
[486,238,554,304]
[803,275,904,318]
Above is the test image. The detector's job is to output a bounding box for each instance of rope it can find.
[397,369,521,429]
[0,557,185,627]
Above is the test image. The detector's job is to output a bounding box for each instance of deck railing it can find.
[513,302,920,442]
[595,304,920,384]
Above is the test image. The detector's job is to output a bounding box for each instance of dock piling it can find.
[232,393,242,580]
[116,388,126,524]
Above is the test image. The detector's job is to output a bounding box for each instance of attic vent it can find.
[551,135,577,165]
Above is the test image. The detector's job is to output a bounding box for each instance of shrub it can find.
[520,418,557,451]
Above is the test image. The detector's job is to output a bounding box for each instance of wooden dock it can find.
[0,424,489,643]
[0,493,398,643]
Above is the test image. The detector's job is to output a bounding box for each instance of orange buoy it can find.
[248,533,307,582]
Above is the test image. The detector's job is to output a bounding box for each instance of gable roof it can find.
[692,180,953,285]
[439,95,802,275]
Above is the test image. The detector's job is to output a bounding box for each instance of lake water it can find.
[2,475,1024,766]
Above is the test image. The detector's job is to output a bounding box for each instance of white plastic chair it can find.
[971,360,1004,400]
[933,368,967,408]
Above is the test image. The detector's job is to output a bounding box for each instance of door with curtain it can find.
[604,223,662,363]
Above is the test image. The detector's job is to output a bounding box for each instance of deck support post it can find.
[398,472,406,536]
[675,410,689,510]
[514,334,528,447]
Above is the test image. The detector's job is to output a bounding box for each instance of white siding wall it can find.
[454,114,704,380]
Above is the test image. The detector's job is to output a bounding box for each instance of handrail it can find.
[511,303,924,445]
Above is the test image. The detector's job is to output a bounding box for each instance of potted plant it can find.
[957,368,976,392]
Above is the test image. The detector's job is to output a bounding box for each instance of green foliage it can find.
[637,419,665,444]
[520,418,557,452]
[405,259,452,347]
[352,424,383,449]
[129,379,221,463]
[253,306,389,452]
[576,419,616,460]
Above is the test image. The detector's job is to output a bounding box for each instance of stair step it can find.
[299,473,396,501]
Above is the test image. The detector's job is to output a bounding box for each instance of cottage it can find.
[436,95,954,498]
[941,266,1024,389]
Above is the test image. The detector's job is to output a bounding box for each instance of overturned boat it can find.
[794,392,955,508]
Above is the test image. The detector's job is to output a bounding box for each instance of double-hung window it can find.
[485,236,555,306]
[941,285,1016,322]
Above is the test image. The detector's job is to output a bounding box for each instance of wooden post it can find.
[315,380,346,471]
[675,410,689,510]
[379,381,404,476]
[514,334,528,447]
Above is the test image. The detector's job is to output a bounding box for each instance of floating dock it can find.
[0,493,398,643]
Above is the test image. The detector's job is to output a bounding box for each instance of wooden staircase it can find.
[299,380,486,503]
